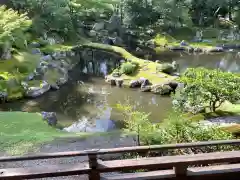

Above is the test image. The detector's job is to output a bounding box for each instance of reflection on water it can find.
[172,52,240,73]
[0,64,172,132]
[1,52,240,132]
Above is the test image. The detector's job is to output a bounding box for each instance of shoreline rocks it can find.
[106,75,179,96]
[25,81,51,98]
[41,111,58,126]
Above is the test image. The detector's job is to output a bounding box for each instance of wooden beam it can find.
[0,163,90,179]
[98,151,240,172]
[0,140,239,162]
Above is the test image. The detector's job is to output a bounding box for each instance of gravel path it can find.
[0,133,137,180]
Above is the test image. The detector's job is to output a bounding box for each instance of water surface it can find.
[1,52,240,132]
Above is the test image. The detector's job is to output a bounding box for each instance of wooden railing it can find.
[0,139,239,180]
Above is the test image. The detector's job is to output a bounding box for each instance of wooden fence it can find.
[0,139,239,180]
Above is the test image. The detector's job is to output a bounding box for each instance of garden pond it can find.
[0,51,239,132]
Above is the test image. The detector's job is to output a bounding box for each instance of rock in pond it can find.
[169,46,187,52]
[115,79,123,87]
[105,76,123,87]
[141,85,152,92]
[151,84,173,95]
[0,91,7,101]
[207,47,224,53]
[138,77,151,88]
[25,81,50,98]
[41,112,58,126]
[129,80,141,88]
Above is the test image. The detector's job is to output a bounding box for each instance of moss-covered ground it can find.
[80,43,176,86]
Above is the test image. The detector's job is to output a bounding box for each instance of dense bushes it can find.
[9,0,115,40]
[174,67,240,113]
[0,6,31,49]
[116,103,234,151]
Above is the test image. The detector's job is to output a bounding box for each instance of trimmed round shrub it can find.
[156,63,175,74]
[120,62,139,75]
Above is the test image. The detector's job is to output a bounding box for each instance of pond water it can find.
[166,52,240,73]
[0,52,239,132]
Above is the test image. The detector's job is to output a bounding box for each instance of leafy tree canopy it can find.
[175,67,240,112]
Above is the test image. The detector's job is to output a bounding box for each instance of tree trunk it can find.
[229,5,233,21]
[212,101,217,112]
[137,125,141,146]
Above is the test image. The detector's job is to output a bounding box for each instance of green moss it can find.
[80,43,176,85]
[44,69,62,85]
[41,44,73,54]
[0,52,40,80]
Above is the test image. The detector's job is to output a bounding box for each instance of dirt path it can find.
[0,133,137,180]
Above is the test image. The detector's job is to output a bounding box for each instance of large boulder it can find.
[1,42,12,60]
[41,112,58,126]
[129,80,141,88]
[40,55,52,61]
[92,22,105,31]
[206,47,224,53]
[151,84,173,95]
[165,81,179,94]
[56,71,68,86]
[31,48,42,55]
[115,79,123,87]
[0,91,7,101]
[138,77,151,88]
[107,14,122,34]
[25,81,50,98]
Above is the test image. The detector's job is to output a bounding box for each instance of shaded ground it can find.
[0,132,136,180]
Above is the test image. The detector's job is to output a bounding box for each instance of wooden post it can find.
[174,165,187,178]
[87,149,100,180]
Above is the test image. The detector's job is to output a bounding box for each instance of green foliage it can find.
[235,10,240,27]
[156,63,175,74]
[116,103,234,152]
[0,6,31,49]
[9,0,117,40]
[175,67,240,113]
[120,61,138,75]
[115,103,155,146]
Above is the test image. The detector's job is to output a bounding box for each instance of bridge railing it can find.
[0,139,239,180]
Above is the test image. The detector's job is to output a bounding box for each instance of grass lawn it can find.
[81,43,176,86]
[0,112,67,155]
[0,111,124,155]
